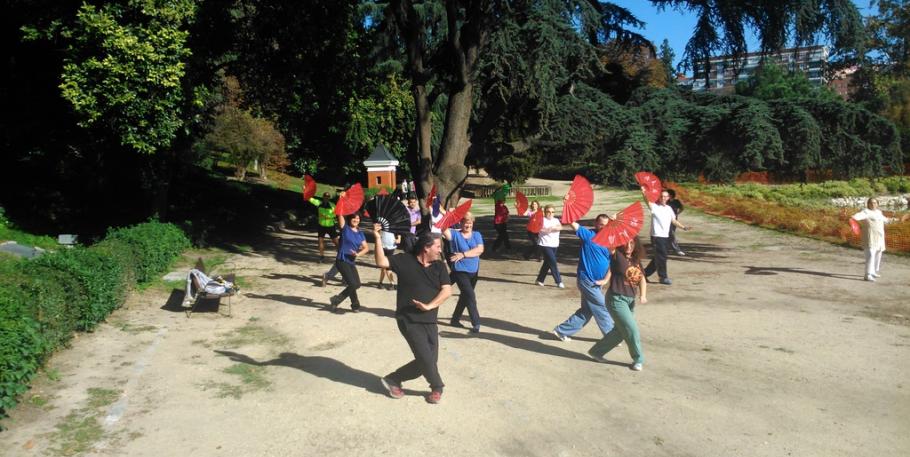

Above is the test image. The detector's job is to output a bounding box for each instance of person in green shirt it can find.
[309,192,339,263]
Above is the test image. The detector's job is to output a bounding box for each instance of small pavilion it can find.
[363,144,399,190]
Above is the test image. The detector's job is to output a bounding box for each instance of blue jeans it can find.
[536,246,562,284]
[555,277,614,336]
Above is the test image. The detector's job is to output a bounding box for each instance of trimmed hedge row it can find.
[0,221,189,418]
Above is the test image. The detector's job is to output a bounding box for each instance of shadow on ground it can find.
[743,265,864,281]
[214,350,386,395]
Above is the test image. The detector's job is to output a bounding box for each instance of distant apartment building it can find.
[687,45,829,93]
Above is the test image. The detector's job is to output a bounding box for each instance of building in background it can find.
[363,144,398,190]
[689,45,829,93]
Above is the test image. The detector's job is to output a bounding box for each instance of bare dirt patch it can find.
[1,181,908,456]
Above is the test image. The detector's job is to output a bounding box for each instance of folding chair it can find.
[184,258,237,317]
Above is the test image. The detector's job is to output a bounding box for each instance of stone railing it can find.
[464,184,551,198]
[829,195,909,210]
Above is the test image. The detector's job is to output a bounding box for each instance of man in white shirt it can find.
[642,189,690,285]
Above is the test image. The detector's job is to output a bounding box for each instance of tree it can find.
[651,0,864,83]
[369,0,867,207]
[345,74,416,177]
[55,1,196,155]
[204,106,287,181]
[596,40,669,103]
[658,38,676,83]
[735,62,840,101]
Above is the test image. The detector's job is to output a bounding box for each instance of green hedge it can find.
[0,221,189,420]
[106,221,190,283]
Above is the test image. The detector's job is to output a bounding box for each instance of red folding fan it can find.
[515,191,528,215]
[849,218,861,236]
[334,183,364,216]
[527,209,544,233]
[426,184,437,209]
[593,201,645,249]
[560,175,594,224]
[434,199,473,230]
[635,171,662,203]
[302,175,317,201]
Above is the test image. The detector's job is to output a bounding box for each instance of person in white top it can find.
[642,188,690,285]
[851,198,889,282]
[535,205,565,288]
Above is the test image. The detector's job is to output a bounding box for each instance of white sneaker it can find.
[536,281,545,287]
[631,363,643,371]
[872,272,881,278]
[676,251,686,256]
[865,275,876,282]
[551,329,571,342]
[557,282,565,289]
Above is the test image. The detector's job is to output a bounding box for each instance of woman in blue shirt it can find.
[443,212,484,333]
[329,211,369,312]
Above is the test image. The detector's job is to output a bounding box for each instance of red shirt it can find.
[494,203,509,224]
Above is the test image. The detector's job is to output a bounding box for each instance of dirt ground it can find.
[1,182,908,457]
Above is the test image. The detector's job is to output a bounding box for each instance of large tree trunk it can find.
[411,84,434,209]
[433,83,473,208]
[394,0,489,214]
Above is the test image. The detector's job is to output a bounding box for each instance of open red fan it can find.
[426,184,437,209]
[334,183,364,216]
[635,171,662,203]
[849,218,861,236]
[593,201,644,248]
[302,175,317,201]
[527,210,544,233]
[515,191,528,215]
[434,199,473,230]
[561,175,594,224]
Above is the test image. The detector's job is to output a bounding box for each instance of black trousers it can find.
[450,271,480,328]
[335,259,361,308]
[669,224,682,253]
[387,318,444,391]
[644,236,669,280]
[493,223,511,251]
[524,231,539,259]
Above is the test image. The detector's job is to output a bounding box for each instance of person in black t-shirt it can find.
[372,225,452,404]
[666,188,685,256]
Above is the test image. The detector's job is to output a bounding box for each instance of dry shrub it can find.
[674,184,910,254]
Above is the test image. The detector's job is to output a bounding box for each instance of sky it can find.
[611,0,877,72]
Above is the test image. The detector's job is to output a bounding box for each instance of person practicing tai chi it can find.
[308,192,339,263]
[642,188,690,285]
[377,229,400,290]
[442,212,484,333]
[372,227,452,404]
[492,199,511,253]
[522,200,542,260]
[666,188,686,256]
[327,210,368,312]
[851,197,890,282]
[535,205,564,288]
[551,214,613,342]
[588,237,648,371]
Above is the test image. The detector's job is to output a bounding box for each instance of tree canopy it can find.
[0,0,900,235]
